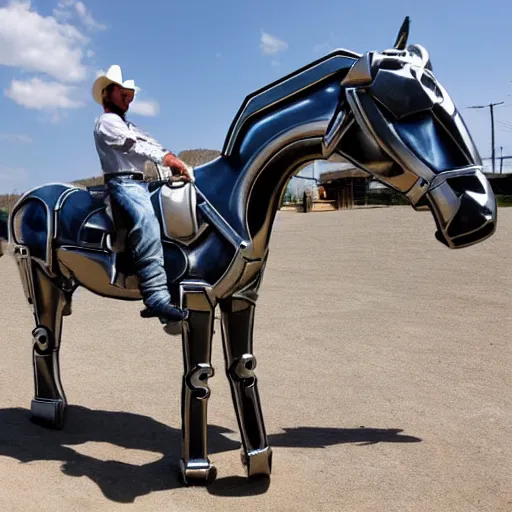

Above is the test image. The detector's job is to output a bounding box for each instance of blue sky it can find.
[0,0,511,193]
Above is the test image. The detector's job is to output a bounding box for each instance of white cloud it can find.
[215,52,223,59]
[52,0,74,22]
[0,0,89,82]
[130,99,159,117]
[54,0,106,31]
[5,77,84,110]
[0,2,161,119]
[0,133,33,144]
[74,1,106,31]
[260,31,288,56]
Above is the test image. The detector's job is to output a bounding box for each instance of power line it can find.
[467,101,504,173]
[497,121,512,133]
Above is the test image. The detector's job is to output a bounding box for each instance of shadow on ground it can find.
[0,406,421,502]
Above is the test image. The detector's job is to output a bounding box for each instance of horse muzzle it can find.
[426,167,497,249]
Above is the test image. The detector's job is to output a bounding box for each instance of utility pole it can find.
[467,101,504,173]
[500,146,503,174]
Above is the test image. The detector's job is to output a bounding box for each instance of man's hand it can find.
[162,153,191,181]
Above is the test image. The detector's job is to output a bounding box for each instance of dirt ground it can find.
[0,207,511,512]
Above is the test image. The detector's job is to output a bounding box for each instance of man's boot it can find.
[140,302,189,322]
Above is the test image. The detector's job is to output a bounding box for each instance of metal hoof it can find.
[30,399,66,429]
[180,460,217,486]
[241,447,272,477]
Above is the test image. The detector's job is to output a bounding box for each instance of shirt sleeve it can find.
[95,114,168,165]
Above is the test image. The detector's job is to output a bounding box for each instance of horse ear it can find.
[393,16,410,50]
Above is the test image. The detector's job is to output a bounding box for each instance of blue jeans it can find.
[107,176,171,308]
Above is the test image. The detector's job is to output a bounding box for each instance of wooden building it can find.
[319,163,371,209]
[311,161,512,211]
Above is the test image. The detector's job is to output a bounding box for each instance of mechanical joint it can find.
[185,363,214,399]
[32,326,54,354]
[229,354,257,385]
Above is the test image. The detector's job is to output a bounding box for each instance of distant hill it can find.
[0,149,221,211]
[178,149,220,167]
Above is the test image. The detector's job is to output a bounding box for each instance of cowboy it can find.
[92,65,190,323]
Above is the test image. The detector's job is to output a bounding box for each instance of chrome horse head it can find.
[322,17,496,248]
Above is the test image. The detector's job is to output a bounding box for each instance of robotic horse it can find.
[8,18,497,484]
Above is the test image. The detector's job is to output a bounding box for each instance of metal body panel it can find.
[9,183,75,274]
[222,50,359,155]
[57,247,141,300]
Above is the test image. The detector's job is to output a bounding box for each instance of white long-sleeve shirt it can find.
[94,112,170,177]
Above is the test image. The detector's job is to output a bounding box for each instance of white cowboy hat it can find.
[92,64,137,105]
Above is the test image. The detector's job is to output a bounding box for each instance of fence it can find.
[481,156,512,174]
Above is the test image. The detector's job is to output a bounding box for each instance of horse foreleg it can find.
[220,296,272,478]
[178,283,216,485]
[18,255,69,428]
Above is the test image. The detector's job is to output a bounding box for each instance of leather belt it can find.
[103,171,144,182]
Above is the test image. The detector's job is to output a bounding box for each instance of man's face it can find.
[109,84,134,112]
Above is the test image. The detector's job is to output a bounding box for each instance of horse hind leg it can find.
[220,295,272,478]
[15,249,70,428]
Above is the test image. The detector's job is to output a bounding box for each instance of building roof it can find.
[484,172,512,179]
[319,162,370,183]
[321,169,512,184]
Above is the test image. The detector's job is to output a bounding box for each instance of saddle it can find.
[53,176,203,290]
[82,177,202,254]
[55,166,249,289]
